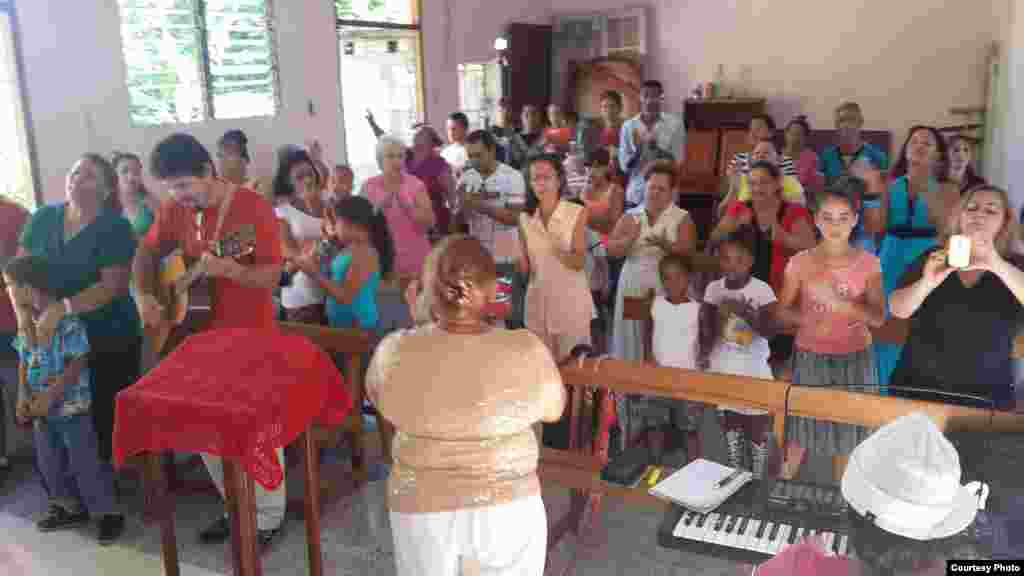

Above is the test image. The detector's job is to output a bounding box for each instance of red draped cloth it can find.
[112,328,353,490]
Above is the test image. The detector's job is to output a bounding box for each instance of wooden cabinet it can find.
[683,130,717,176]
[676,99,764,242]
[717,128,750,176]
[679,98,766,193]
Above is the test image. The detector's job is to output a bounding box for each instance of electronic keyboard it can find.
[657,478,852,564]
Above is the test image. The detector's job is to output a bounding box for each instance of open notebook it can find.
[649,458,752,514]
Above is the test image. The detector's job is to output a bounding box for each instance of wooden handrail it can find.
[622,297,1024,357]
[557,358,1024,436]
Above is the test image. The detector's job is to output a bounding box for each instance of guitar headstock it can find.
[213,224,257,259]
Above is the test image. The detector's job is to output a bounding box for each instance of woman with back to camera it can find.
[367,236,565,575]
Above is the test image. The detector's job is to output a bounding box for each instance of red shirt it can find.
[0,199,28,333]
[143,187,281,330]
[726,200,812,293]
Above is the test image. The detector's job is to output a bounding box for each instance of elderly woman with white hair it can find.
[361,134,435,280]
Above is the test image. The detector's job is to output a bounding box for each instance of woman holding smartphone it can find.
[888,185,1024,408]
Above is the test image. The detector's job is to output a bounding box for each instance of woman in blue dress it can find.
[866,126,959,386]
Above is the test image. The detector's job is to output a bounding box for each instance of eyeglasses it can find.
[641,95,665,103]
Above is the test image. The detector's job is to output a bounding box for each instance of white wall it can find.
[420,0,553,127]
[1001,0,1024,208]
[16,0,1012,205]
[20,0,342,203]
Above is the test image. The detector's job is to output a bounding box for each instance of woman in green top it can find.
[111,152,158,237]
[18,153,141,461]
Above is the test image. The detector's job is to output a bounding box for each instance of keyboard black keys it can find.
[659,478,850,563]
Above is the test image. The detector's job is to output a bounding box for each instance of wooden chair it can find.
[277,322,378,494]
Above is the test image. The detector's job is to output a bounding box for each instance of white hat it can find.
[841,412,989,541]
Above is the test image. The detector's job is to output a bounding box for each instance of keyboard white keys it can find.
[677,512,701,540]
[821,532,835,555]
[735,517,753,550]
[770,524,790,554]
[672,513,690,538]
[708,514,726,545]
[744,519,762,552]
[682,512,702,540]
[724,512,741,545]
[783,524,802,552]
[758,521,775,554]
[838,534,849,556]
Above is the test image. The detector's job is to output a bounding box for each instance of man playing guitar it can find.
[132,133,285,548]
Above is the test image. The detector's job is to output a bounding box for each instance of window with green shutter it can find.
[116,0,279,127]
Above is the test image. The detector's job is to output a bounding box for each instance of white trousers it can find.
[390,493,547,576]
[201,448,286,531]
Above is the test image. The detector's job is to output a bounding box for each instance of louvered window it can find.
[116,0,279,127]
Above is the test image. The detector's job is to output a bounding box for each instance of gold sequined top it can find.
[366,324,564,513]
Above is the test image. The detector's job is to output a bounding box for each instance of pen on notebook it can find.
[716,469,743,488]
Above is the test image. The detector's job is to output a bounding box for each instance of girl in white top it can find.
[700,227,778,478]
[274,148,326,323]
[644,254,701,458]
[649,254,701,369]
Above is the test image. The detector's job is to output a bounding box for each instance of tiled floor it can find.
[0,411,840,576]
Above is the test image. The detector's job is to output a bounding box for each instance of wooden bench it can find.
[539,358,1024,551]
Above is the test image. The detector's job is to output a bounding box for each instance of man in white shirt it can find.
[457,129,527,327]
[441,112,470,178]
[619,80,686,208]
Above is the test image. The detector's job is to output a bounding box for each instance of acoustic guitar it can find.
[145,224,256,356]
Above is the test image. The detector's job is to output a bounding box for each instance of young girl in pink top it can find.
[776,177,886,481]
